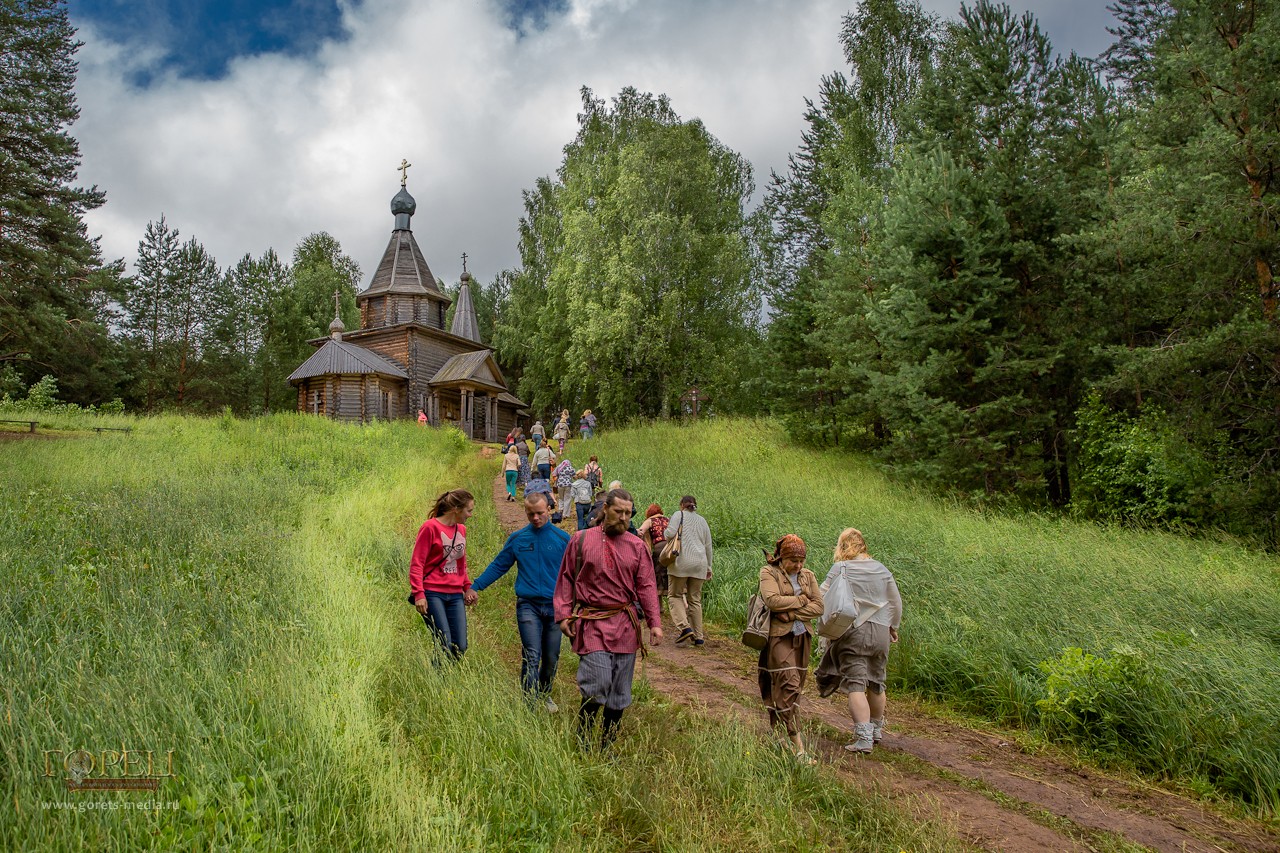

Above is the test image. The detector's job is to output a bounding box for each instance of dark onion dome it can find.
[391,186,416,217]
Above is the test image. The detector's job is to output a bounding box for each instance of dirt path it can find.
[491,475,1279,853]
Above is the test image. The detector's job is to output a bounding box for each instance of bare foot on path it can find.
[489,473,1280,853]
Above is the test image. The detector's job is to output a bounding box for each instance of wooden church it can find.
[288,171,527,440]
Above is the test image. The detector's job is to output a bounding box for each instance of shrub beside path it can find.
[491,474,1279,853]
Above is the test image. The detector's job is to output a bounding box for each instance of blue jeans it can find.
[515,598,562,695]
[533,435,542,449]
[537,463,551,480]
[420,591,467,660]
[576,503,591,530]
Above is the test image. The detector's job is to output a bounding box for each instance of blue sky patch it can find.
[68,0,571,85]
[67,0,354,84]
[504,0,569,36]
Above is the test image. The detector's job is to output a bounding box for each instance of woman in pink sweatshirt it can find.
[409,488,477,660]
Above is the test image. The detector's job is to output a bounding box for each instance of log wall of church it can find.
[497,404,520,439]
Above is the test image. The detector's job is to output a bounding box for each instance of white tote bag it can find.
[817,566,859,639]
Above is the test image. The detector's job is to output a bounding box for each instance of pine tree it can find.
[762,0,939,445]
[1073,0,1280,540]
[169,237,218,408]
[122,215,180,410]
[0,0,113,400]
[262,232,359,411]
[861,1,1114,503]
[209,249,289,413]
[1098,0,1173,100]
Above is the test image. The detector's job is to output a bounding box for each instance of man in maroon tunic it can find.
[554,488,663,746]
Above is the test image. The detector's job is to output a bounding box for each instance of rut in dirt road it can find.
[490,475,1280,853]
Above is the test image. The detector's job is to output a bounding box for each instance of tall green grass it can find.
[585,418,1280,815]
[1,412,960,850]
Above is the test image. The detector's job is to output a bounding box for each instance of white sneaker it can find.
[545,698,559,713]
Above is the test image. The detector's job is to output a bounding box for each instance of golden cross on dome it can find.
[398,158,412,186]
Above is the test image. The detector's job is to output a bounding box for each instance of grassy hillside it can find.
[0,412,956,851]
[585,418,1280,815]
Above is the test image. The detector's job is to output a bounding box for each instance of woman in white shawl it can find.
[814,527,902,754]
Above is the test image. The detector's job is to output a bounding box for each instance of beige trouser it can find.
[668,576,705,640]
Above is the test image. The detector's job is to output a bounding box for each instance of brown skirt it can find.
[757,630,811,736]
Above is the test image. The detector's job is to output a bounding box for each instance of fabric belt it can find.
[565,603,648,659]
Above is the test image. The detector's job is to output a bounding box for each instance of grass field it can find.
[582,418,1280,816]
[1,411,958,851]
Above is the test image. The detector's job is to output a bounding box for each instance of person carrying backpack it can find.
[583,456,603,491]
[570,471,594,531]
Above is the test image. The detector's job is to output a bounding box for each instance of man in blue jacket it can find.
[473,492,571,710]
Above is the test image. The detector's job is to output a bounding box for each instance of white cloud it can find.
[72,0,1115,286]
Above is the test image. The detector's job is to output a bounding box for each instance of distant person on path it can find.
[815,527,901,754]
[758,534,824,764]
[664,496,713,646]
[554,410,571,453]
[570,471,594,530]
[533,442,555,481]
[554,488,663,747]
[636,504,670,596]
[473,493,571,710]
[418,409,428,425]
[531,420,545,449]
[502,445,520,501]
[580,409,596,440]
[409,489,478,661]
[552,457,576,517]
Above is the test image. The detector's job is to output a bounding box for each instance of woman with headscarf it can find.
[758,534,825,764]
[551,456,576,519]
[815,527,901,753]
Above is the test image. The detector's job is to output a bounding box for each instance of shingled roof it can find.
[430,350,506,391]
[498,391,529,412]
[361,229,446,298]
[287,338,409,384]
[449,273,481,343]
[358,185,447,300]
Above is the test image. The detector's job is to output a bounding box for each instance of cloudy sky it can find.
[68,0,1119,287]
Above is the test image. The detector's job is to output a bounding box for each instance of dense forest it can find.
[3,0,1276,544]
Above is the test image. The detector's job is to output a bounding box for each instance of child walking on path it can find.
[409,489,478,660]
